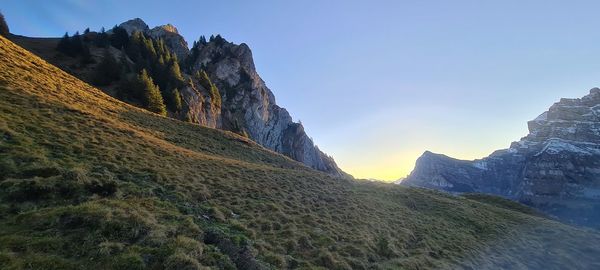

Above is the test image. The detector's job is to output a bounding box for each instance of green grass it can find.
[1,35,600,269]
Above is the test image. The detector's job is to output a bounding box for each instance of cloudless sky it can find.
[4,0,600,180]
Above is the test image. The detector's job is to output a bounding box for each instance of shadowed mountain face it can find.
[11,18,349,178]
[404,88,600,228]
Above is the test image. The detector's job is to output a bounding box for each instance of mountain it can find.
[9,18,348,178]
[403,88,600,228]
[3,33,600,269]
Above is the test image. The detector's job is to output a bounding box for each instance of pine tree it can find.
[83,27,91,43]
[70,31,83,56]
[0,12,9,37]
[95,27,109,48]
[138,69,166,116]
[80,43,94,65]
[167,57,184,87]
[170,88,183,112]
[57,32,71,54]
[118,47,131,74]
[196,70,221,107]
[110,26,129,49]
[214,34,225,45]
[92,49,120,86]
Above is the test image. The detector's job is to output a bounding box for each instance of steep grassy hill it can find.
[1,35,600,269]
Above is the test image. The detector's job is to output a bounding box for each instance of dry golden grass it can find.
[1,35,600,269]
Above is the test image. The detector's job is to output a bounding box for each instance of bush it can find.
[375,235,393,258]
[263,252,285,268]
[171,236,203,259]
[164,252,202,270]
[111,253,145,270]
[92,49,121,86]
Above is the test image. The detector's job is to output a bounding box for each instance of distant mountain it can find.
[10,18,349,178]
[403,88,600,228]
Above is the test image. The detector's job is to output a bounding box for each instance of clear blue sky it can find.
[4,1,600,180]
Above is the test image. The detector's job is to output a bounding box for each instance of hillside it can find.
[8,18,349,178]
[403,89,600,229]
[2,35,600,269]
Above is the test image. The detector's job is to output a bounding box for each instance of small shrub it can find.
[164,252,202,270]
[263,252,285,268]
[207,206,226,222]
[98,241,125,256]
[112,253,145,270]
[1,178,52,201]
[284,239,297,253]
[297,235,313,250]
[376,236,394,258]
[172,236,204,259]
[86,179,118,196]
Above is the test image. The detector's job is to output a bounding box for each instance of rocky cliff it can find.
[117,18,348,177]
[403,88,600,228]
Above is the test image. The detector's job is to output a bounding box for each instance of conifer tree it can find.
[80,43,94,65]
[138,69,166,116]
[0,12,9,37]
[118,47,131,74]
[196,70,221,107]
[57,32,71,54]
[95,27,109,48]
[214,34,226,45]
[167,57,184,87]
[170,88,183,112]
[92,49,120,85]
[110,26,129,49]
[70,31,83,56]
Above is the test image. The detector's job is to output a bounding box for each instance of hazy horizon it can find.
[4,0,600,180]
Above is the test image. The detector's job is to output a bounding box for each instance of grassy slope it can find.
[1,35,600,270]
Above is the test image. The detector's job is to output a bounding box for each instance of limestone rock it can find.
[189,37,349,177]
[403,88,600,228]
[148,24,189,60]
[118,18,149,35]
[116,19,348,178]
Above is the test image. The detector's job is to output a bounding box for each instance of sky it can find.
[4,1,600,181]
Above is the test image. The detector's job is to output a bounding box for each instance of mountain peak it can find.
[118,18,149,35]
[153,24,179,34]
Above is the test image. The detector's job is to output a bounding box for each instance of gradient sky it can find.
[4,1,600,180]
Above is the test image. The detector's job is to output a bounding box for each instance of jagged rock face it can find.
[148,24,189,61]
[190,39,349,177]
[403,88,600,228]
[118,20,189,60]
[116,19,348,177]
[118,18,150,35]
[178,81,221,128]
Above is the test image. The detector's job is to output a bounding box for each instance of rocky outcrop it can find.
[148,24,189,60]
[118,19,189,60]
[178,81,221,128]
[118,18,149,35]
[116,19,348,177]
[403,88,600,228]
[188,37,349,177]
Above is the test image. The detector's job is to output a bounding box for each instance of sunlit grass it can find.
[1,35,600,269]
